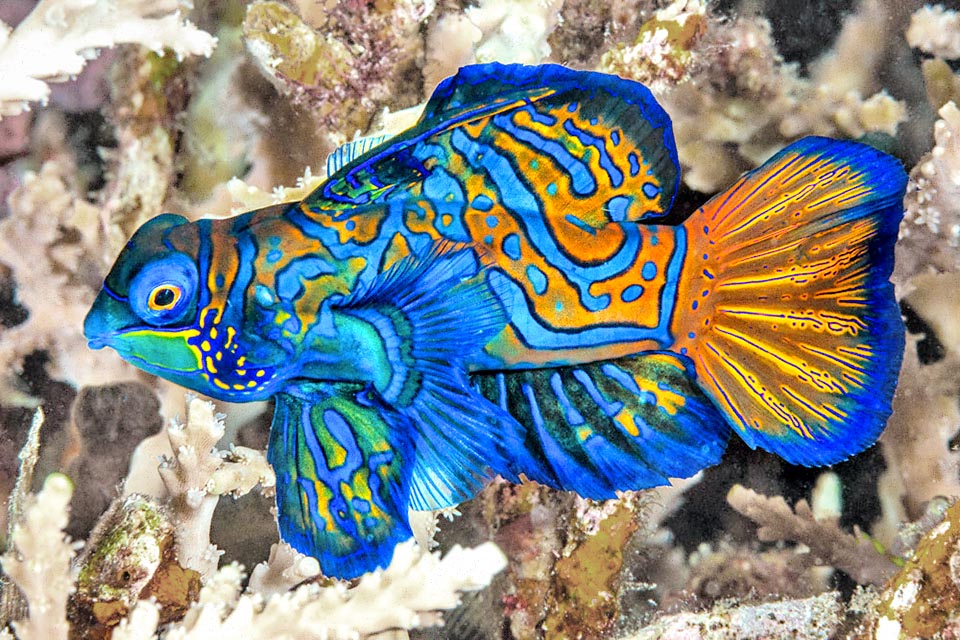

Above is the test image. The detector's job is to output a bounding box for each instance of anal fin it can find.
[472,352,731,499]
[268,381,414,580]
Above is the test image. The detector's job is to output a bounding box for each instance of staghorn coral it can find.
[727,485,897,586]
[0,0,215,118]
[639,0,907,193]
[1,474,76,640]
[906,4,960,60]
[111,540,507,639]
[153,396,274,578]
[900,101,960,277]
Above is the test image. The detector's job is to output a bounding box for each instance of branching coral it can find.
[900,101,960,276]
[906,4,960,60]
[1,474,75,640]
[154,396,274,578]
[641,0,906,192]
[109,540,507,639]
[0,158,139,398]
[0,0,215,118]
[727,485,897,586]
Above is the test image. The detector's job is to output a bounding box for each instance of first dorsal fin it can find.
[303,63,681,225]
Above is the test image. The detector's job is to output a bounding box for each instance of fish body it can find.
[84,63,907,579]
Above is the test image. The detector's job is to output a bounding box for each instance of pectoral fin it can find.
[268,381,415,580]
[337,243,527,510]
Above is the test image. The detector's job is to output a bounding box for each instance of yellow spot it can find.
[237,356,246,366]
[226,327,236,347]
[215,352,222,361]
[577,426,593,442]
[256,370,266,378]
[205,356,218,374]
[247,381,257,388]
[441,213,453,226]
[201,341,211,352]
[237,369,246,376]
[233,383,245,390]
[210,327,218,339]
[213,378,230,390]
[615,411,639,437]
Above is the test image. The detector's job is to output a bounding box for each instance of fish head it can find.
[85,214,208,391]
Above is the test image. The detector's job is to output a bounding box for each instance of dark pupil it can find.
[153,287,176,307]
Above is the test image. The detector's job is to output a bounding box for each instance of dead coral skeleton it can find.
[0,0,215,119]
[108,541,506,639]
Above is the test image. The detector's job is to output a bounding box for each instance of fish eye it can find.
[148,285,181,310]
[129,253,198,326]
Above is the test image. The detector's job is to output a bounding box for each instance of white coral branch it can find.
[907,4,960,60]
[1,474,76,640]
[247,543,321,597]
[0,0,216,118]
[121,541,507,639]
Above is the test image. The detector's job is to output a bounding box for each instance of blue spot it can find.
[530,159,539,170]
[642,182,660,198]
[590,117,598,125]
[547,182,558,196]
[255,285,274,306]
[484,235,493,245]
[692,300,698,310]
[363,516,380,529]
[607,195,630,222]
[688,332,696,339]
[611,130,621,146]
[473,194,494,211]
[345,220,356,231]
[703,253,709,260]
[485,215,498,228]
[268,236,281,247]
[284,316,301,333]
[351,498,371,513]
[555,300,564,312]
[650,235,659,246]
[567,102,578,112]
[621,284,644,302]
[628,152,640,176]
[526,265,548,295]
[266,250,282,264]
[642,261,658,281]
[680,347,688,355]
[215,274,225,288]
[503,234,521,260]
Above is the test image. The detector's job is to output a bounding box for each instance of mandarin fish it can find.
[84,63,907,579]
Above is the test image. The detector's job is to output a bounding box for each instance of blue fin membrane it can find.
[306,62,680,223]
[677,136,906,465]
[338,244,526,510]
[472,352,731,499]
[268,382,414,580]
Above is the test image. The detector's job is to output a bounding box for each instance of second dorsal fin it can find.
[473,351,732,498]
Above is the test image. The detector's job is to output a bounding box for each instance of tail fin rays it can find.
[675,137,906,465]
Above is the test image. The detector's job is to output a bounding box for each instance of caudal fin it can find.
[673,137,906,465]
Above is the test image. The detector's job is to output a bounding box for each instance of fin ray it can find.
[676,137,906,464]
[473,352,731,498]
